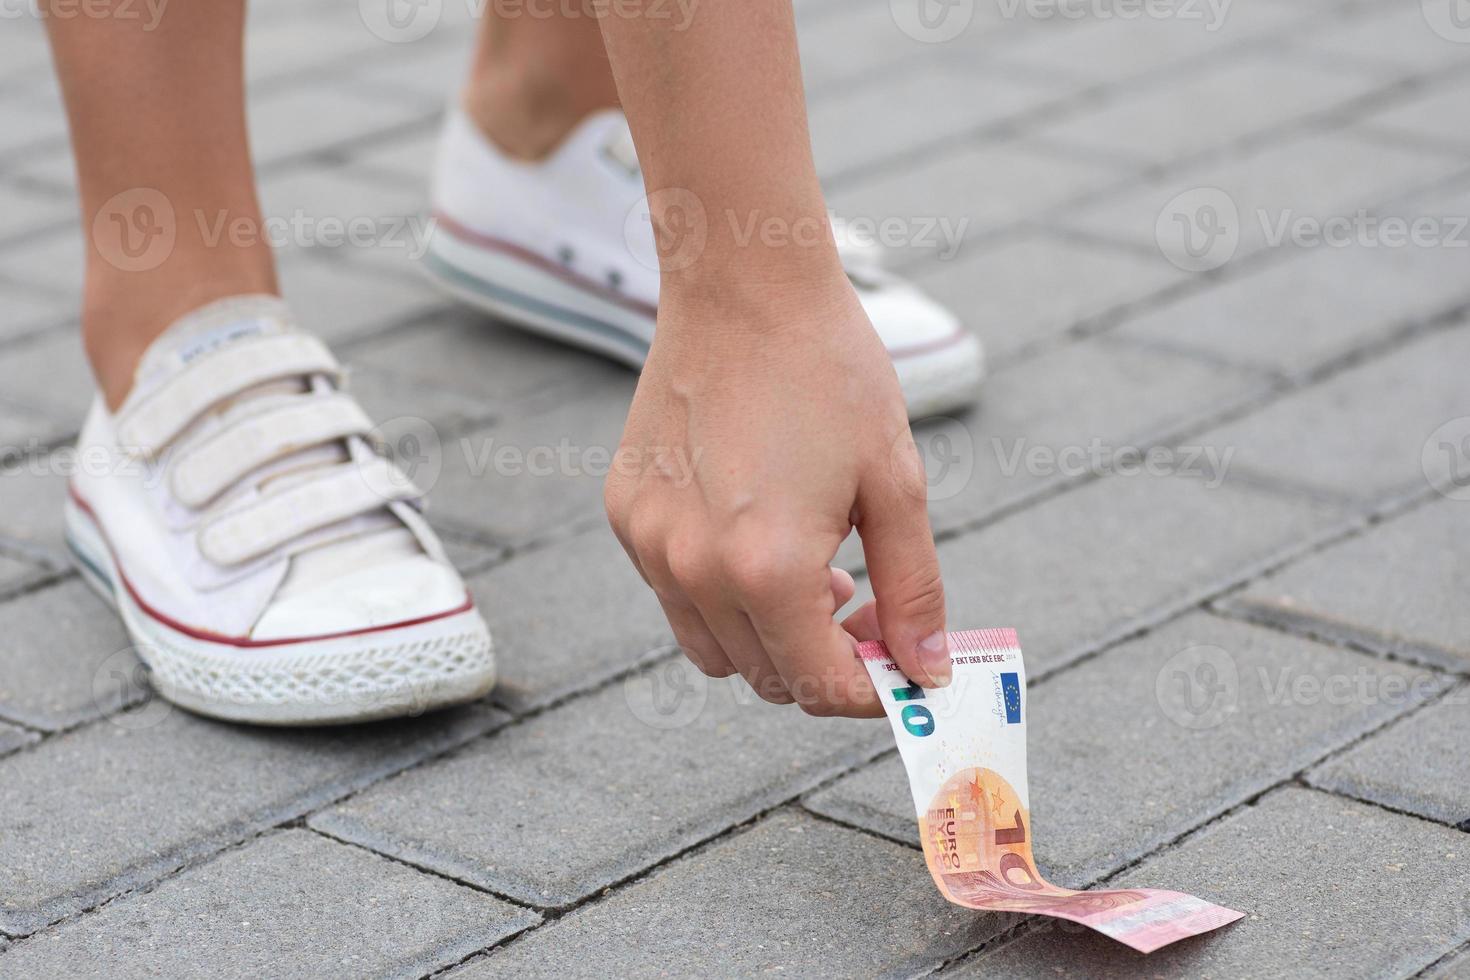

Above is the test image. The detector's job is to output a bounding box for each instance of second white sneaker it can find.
[423,107,984,420]
[66,295,495,725]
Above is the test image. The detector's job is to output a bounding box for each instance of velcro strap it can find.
[115,334,341,457]
[197,457,420,567]
[170,395,374,509]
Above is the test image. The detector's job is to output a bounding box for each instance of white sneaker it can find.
[423,107,984,419]
[65,295,495,726]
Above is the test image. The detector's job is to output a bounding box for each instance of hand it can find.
[605,278,950,717]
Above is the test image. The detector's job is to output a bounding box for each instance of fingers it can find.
[854,437,951,689]
[841,599,882,643]
[652,592,737,679]
[729,545,881,717]
[829,566,856,613]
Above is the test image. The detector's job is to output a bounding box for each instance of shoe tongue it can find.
[133,294,297,396]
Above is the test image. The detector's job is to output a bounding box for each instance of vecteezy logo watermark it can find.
[891,0,975,42]
[1422,0,1470,43]
[909,417,977,502]
[365,415,444,497]
[1156,644,1239,730]
[93,188,176,273]
[623,652,709,729]
[195,209,436,259]
[1157,187,1470,272]
[1258,210,1470,251]
[360,0,699,43]
[995,0,1231,30]
[625,186,708,272]
[1,0,169,30]
[1423,416,1470,501]
[993,438,1235,488]
[359,0,443,42]
[1155,187,1240,272]
[94,646,175,730]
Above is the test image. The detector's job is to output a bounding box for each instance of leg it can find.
[462,2,621,160]
[46,0,275,409]
[599,3,951,716]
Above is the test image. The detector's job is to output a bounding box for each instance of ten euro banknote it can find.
[857,628,1243,955]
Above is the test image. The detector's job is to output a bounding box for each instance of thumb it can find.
[854,460,950,689]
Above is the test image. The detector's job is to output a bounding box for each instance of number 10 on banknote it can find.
[856,628,1243,955]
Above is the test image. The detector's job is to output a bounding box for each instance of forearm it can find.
[596,0,843,300]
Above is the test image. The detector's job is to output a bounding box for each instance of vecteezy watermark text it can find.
[993,438,1235,488]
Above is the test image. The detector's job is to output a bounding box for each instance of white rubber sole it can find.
[421,228,985,420]
[65,498,496,726]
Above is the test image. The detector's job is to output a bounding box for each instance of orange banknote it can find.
[858,628,1243,954]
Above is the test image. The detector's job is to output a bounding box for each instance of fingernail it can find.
[917,631,951,688]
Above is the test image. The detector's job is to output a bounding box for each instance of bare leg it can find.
[600,3,950,717]
[462,4,621,160]
[46,0,276,409]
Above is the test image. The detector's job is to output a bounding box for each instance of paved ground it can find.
[1,0,1469,976]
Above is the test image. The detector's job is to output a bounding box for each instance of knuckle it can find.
[665,534,714,591]
[624,511,666,565]
[720,540,798,600]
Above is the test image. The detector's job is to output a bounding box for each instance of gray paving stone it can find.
[0,183,70,245]
[948,788,1470,979]
[1116,231,1470,377]
[342,130,442,182]
[310,658,891,907]
[0,402,73,460]
[249,87,433,166]
[244,5,395,87]
[0,465,70,563]
[465,525,670,712]
[0,719,36,756]
[450,810,1000,979]
[0,286,71,343]
[342,40,474,108]
[0,552,41,596]
[1360,74,1470,152]
[1059,130,1464,266]
[0,829,537,978]
[0,227,81,295]
[910,231,1184,362]
[916,335,1270,536]
[349,304,622,416]
[426,376,637,546]
[806,611,1446,884]
[1309,695,1470,825]
[0,702,506,935]
[0,327,93,425]
[1224,497,1470,669]
[829,138,1124,265]
[346,361,500,437]
[1299,1,1470,74]
[0,579,136,732]
[1424,945,1470,980]
[276,253,445,344]
[810,61,1060,180]
[1003,2,1303,85]
[1031,53,1386,169]
[1196,321,1470,504]
[935,472,1343,677]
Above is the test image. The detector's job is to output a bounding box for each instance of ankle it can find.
[462,67,616,161]
[83,259,278,410]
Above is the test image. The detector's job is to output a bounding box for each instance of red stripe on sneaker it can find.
[433,211,660,319]
[68,485,476,649]
[433,210,971,362]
